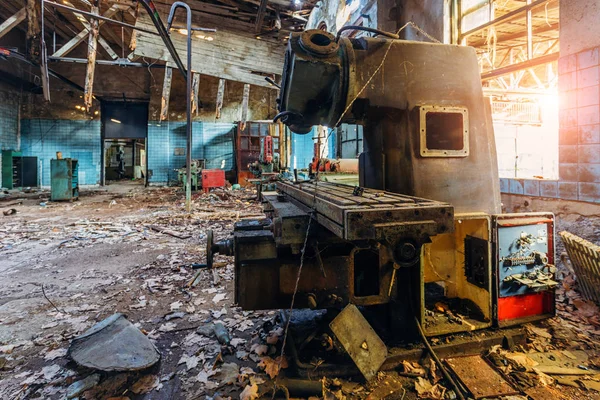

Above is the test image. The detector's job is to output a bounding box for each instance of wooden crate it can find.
[560,231,600,304]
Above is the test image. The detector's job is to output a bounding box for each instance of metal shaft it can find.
[167,2,193,212]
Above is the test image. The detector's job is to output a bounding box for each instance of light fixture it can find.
[178,28,189,35]
[94,110,99,115]
[196,34,205,39]
[111,118,122,124]
[75,105,81,110]
[256,36,261,39]
[205,36,214,41]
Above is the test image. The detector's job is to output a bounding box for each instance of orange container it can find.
[201,169,225,193]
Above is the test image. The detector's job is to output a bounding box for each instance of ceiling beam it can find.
[481,52,559,80]
[255,0,268,34]
[0,7,26,40]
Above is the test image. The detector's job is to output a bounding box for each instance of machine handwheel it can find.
[206,229,214,269]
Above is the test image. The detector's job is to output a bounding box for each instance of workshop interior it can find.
[1,0,600,399]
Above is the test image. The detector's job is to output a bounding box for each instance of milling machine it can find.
[203,30,556,380]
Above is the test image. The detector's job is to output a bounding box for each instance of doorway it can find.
[100,101,149,186]
[104,139,146,183]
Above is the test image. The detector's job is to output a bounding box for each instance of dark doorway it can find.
[100,101,149,185]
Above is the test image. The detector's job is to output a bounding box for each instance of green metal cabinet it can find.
[51,158,79,201]
[2,150,21,189]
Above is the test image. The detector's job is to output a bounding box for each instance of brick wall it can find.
[499,46,600,203]
[20,119,101,186]
[556,46,600,202]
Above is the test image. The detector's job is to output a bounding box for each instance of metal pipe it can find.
[167,1,193,213]
[43,1,162,37]
[48,55,167,68]
[170,25,216,32]
[526,0,533,60]
[138,0,187,79]
[480,52,558,80]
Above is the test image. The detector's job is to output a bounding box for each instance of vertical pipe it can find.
[167,2,193,212]
[526,0,533,60]
[186,11,192,212]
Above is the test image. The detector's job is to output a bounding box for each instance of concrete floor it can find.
[1,184,600,399]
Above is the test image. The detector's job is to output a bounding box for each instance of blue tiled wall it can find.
[147,121,235,184]
[291,128,315,170]
[20,119,101,186]
[0,99,19,151]
[0,95,20,188]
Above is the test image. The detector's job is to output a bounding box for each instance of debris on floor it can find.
[68,313,160,371]
[1,183,600,399]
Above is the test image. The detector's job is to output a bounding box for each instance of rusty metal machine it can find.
[204,29,556,379]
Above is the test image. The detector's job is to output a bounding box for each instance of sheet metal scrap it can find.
[68,313,160,371]
[445,355,519,399]
[329,304,387,381]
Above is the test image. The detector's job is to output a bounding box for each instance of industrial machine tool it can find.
[175,159,205,191]
[203,29,556,377]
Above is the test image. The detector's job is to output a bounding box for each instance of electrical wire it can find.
[335,25,400,42]
[414,315,467,400]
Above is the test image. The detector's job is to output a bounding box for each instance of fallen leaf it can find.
[159,322,177,332]
[212,293,226,304]
[216,362,239,385]
[230,338,246,348]
[170,301,183,311]
[258,356,288,379]
[44,348,67,361]
[131,375,159,394]
[196,368,218,384]
[415,377,446,399]
[251,343,268,356]
[178,354,199,371]
[240,383,259,400]
[42,364,62,380]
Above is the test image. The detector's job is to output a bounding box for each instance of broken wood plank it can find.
[215,78,225,119]
[0,7,26,40]
[26,0,41,62]
[52,5,120,58]
[255,0,268,34]
[148,225,192,239]
[160,67,173,121]
[191,72,201,116]
[84,1,100,111]
[240,83,250,129]
[129,2,139,51]
[133,10,284,87]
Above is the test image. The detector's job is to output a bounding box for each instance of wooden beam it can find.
[255,0,268,34]
[240,83,250,129]
[134,12,284,87]
[191,72,200,116]
[84,1,100,111]
[129,2,139,51]
[160,67,173,121]
[26,0,42,62]
[52,5,120,58]
[0,8,26,40]
[215,78,225,119]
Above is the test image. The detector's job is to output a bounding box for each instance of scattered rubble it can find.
[1,184,600,399]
